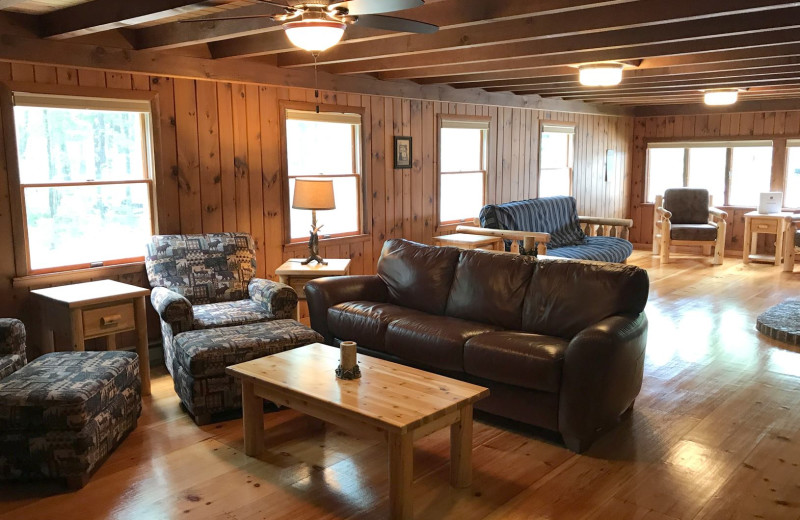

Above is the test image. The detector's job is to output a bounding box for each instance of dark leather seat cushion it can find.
[464,332,567,393]
[385,314,500,372]
[327,301,428,351]
[670,223,717,241]
[377,239,460,315]
[663,188,709,224]
[445,250,536,330]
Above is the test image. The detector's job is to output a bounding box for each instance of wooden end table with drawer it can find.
[32,279,151,396]
[275,258,351,321]
[742,211,793,266]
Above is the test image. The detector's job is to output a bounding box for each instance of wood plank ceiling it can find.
[4,0,800,109]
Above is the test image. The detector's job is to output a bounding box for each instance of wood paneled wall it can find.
[0,61,632,354]
[629,111,800,251]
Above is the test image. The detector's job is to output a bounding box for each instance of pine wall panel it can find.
[0,61,632,353]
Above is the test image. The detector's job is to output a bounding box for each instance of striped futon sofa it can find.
[479,196,634,263]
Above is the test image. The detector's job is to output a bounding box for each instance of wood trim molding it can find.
[635,99,800,117]
[12,262,146,289]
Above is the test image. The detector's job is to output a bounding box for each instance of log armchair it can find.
[784,214,800,272]
[653,188,728,265]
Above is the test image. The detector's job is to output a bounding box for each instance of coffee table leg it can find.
[388,431,413,520]
[242,380,264,456]
[450,405,473,488]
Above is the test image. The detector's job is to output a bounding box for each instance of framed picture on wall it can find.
[394,136,412,169]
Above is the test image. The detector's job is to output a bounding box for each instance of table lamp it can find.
[292,178,336,265]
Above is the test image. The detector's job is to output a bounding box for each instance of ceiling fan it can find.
[182,0,438,53]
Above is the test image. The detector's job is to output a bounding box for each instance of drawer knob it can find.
[101,314,122,326]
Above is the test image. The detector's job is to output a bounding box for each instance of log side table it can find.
[742,211,793,266]
[275,258,351,321]
[31,279,151,396]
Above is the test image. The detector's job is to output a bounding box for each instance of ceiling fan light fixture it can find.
[578,63,624,87]
[284,20,346,52]
[703,89,739,106]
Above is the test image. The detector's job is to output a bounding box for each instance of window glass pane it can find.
[541,132,571,169]
[646,148,684,202]
[441,128,482,172]
[539,168,571,198]
[14,106,146,184]
[25,184,152,270]
[687,147,726,205]
[785,147,800,208]
[289,177,359,240]
[440,172,484,222]
[730,146,772,206]
[286,118,357,176]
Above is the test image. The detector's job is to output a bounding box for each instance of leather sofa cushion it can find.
[327,301,427,351]
[385,314,500,372]
[522,260,649,339]
[445,250,536,330]
[664,188,709,224]
[377,239,460,315]
[464,332,567,393]
[670,223,717,241]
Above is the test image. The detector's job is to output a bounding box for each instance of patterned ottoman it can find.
[0,351,141,488]
[172,319,323,424]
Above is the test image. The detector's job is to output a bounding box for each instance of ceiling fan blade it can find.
[179,15,278,23]
[255,0,295,10]
[354,14,437,34]
[330,0,423,16]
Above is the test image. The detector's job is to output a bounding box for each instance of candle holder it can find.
[335,341,361,380]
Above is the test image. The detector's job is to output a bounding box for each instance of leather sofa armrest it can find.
[150,287,194,332]
[559,313,648,452]
[305,275,388,343]
[0,318,26,360]
[248,278,298,319]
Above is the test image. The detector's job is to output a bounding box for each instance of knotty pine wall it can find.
[0,62,632,355]
[630,111,800,252]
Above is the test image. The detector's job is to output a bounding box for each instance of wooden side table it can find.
[742,211,793,265]
[434,233,504,251]
[275,259,351,320]
[31,280,151,396]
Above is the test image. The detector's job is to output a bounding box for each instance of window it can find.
[539,123,575,198]
[11,92,156,274]
[438,117,489,224]
[785,140,800,208]
[646,141,773,206]
[285,109,362,241]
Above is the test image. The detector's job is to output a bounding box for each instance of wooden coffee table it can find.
[226,343,489,520]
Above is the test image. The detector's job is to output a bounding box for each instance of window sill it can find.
[283,234,371,254]
[12,262,146,289]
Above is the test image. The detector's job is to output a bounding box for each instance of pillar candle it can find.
[340,341,357,370]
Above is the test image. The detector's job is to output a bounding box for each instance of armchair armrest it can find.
[655,206,672,220]
[305,275,388,343]
[559,313,648,452]
[248,278,298,320]
[456,225,551,255]
[150,287,193,331]
[0,318,26,359]
[708,207,728,221]
[578,216,634,228]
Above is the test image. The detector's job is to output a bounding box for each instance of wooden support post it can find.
[450,405,473,488]
[714,219,726,266]
[242,380,264,456]
[133,296,151,396]
[388,431,414,520]
[784,220,797,272]
[660,218,671,264]
[69,308,84,352]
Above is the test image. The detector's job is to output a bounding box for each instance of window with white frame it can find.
[11,92,156,273]
[783,140,800,208]
[539,123,575,198]
[285,109,363,241]
[646,141,773,206]
[438,117,489,224]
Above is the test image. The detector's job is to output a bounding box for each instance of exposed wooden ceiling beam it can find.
[279,0,799,68]
[40,0,222,40]
[324,8,800,75]
[207,0,637,59]
[549,83,800,100]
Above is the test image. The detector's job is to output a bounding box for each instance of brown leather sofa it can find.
[305,239,649,452]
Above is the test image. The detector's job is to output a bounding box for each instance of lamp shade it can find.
[293,179,336,210]
[284,20,346,52]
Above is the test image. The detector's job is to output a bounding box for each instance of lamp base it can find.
[302,230,327,265]
[301,254,327,266]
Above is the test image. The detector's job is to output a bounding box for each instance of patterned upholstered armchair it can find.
[145,233,298,376]
[653,188,728,265]
[0,319,27,380]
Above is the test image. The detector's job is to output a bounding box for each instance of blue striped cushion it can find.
[548,236,633,263]
[480,196,586,248]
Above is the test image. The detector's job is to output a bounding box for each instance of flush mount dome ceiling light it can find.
[703,89,739,106]
[578,63,624,87]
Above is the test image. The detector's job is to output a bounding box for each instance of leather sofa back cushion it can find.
[377,239,460,315]
[522,260,649,339]
[445,250,536,329]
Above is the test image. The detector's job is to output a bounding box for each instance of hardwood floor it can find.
[2,250,800,520]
